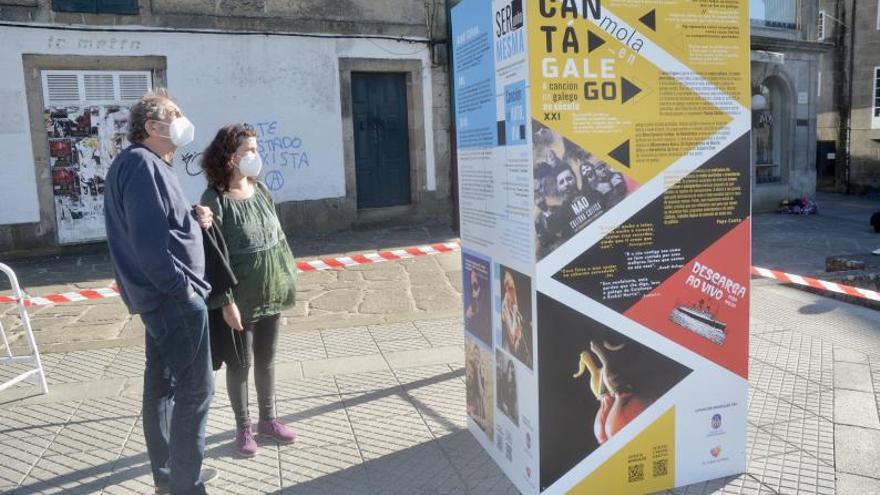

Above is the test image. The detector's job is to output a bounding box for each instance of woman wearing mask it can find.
[200,124,297,457]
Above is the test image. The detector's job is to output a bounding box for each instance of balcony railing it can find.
[750,0,800,30]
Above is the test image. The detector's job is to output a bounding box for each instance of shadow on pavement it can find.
[9,361,779,495]
[10,368,472,494]
[797,299,838,315]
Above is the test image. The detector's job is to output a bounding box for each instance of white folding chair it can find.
[0,263,48,394]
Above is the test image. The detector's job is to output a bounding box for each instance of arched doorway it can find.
[752,76,791,184]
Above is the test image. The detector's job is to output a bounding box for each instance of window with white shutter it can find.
[41,70,152,107]
[44,73,81,103]
[118,73,152,101]
[83,73,115,101]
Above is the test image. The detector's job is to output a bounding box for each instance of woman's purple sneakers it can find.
[236,424,258,457]
[257,418,297,444]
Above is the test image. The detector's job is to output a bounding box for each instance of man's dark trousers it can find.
[141,295,213,495]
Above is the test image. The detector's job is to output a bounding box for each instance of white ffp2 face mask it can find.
[155,116,195,147]
[237,151,263,178]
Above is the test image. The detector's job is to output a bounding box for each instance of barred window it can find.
[52,0,138,15]
[873,67,880,119]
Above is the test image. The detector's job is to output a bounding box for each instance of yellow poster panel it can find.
[609,0,752,109]
[567,408,676,495]
[527,0,743,186]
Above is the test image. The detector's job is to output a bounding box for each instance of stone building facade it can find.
[750,0,830,211]
[0,0,454,252]
[816,0,880,193]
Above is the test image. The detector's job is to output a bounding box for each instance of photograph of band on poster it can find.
[533,120,636,259]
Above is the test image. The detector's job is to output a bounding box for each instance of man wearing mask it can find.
[104,90,217,495]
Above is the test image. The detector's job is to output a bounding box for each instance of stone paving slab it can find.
[835,425,880,480]
[836,473,880,495]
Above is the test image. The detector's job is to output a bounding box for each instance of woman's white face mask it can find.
[237,151,263,178]
[154,116,195,147]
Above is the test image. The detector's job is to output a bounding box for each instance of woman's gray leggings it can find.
[224,313,280,428]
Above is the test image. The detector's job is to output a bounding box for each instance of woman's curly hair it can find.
[200,124,256,191]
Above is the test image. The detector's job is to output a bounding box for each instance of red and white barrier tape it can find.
[9,247,874,307]
[0,241,462,307]
[751,266,880,302]
[0,287,120,307]
[295,242,461,272]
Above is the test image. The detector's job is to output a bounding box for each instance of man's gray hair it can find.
[128,89,172,144]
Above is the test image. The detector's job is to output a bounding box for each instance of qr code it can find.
[628,463,644,483]
[653,459,668,477]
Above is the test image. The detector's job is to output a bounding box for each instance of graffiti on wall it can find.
[47,106,130,244]
[180,120,310,194]
[255,120,310,193]
[253,121,310,170]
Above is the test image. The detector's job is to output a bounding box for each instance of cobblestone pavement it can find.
[0,224,462,354]
[1,279,879,494]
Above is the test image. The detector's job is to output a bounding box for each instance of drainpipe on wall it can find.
[844,0,856,194]
[835,0,855,193]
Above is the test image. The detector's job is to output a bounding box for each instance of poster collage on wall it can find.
[46,105,131,244]
[453,0,750,493]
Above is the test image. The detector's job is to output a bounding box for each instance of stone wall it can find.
[751,50,822,212]
[0,0,446,38]
[816,0,880,192]
[0,1,455,254]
